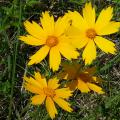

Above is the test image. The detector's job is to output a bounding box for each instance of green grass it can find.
[0,0,120,120]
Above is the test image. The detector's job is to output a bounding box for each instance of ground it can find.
[0,0,120,120]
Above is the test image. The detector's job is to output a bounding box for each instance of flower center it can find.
[86,29,97,39]
[46,36,58,47]
[43,87,56,97]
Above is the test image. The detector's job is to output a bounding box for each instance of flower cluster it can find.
[19,2,120,119]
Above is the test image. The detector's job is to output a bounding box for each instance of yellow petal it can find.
[19,35,45,46]
[28,45,50,65]
[48,78,60,89]
[95,7,113,32]
[24,83,43,94]
[77,79,90,93]
[66,26,81,36]
[24,21,46,39]
[92,76,104,83]
[67,11,88,31]
[55,14,70,36]
[71,36,89,49]
[24,76,42,88]
[66,26,89,49]
[34,72,42,80]
[49,46,61,71]
[94,36,116,54]
[87,82,105,94]
[97,22,120,35]
[66,80,78,91]
[55,88,72,98]
[31,94,46,105]
[53,97,72,112]
[58,34,69,43]
[34,72,47,87]
[46,97,58,119]
[40,11,54,35]
[82,40,96,65]
[59,43,79,60]
[83,2,95,27]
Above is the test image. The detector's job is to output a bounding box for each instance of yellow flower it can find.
[23,72,72,119]
[58,62,104,94]
[67,2,120,65]
[19,12,79,71]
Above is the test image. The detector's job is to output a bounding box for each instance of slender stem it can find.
[8,0,22,119]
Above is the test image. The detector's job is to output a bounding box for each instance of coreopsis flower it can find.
[67,2,120,65]
[23,72,72,119]
[58,62,104,94]
[19,12,79,71]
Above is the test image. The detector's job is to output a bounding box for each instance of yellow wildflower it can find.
[23,72,72,119]
[58,62,104,94]
[67,2,120,64]
[19,12,79,71]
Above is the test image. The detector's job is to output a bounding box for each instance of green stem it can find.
[8,0,22,119]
